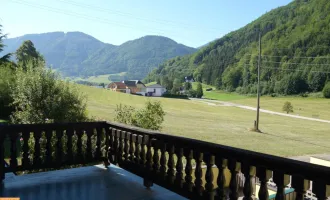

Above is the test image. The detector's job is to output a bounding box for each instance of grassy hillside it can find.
[147,0,330,95]
[72,72,127,84]
[80,85,330,157]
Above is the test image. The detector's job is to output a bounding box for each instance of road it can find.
[190,98,330,124]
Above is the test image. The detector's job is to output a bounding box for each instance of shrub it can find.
[114,101,165,130]
[10,62,88,124]
[282,101,294,114]
[0,65,15,119]
[205,88,213,91]
[187,89,197,98]
[196,82,203,98]
[162,93,188,99]
[323,82,330,98]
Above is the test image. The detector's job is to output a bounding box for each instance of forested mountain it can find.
[146,0,330,95]
[1,33,196,79]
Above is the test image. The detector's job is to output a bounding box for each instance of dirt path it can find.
[190,98,330,124]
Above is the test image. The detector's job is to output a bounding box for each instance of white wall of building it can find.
[146,87,166,97]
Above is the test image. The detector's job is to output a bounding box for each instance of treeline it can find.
[146,0,330,97]
[0,24,88,123]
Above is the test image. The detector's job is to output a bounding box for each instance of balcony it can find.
[0,121,329,200]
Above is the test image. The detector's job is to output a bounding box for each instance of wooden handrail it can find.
[0,121,329,200]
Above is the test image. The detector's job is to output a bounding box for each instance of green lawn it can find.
[71,72,127,84]
[80,85,330,157]
[145,81,157,86]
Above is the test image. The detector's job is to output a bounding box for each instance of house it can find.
[146,84,166,97]
[107,82,130,93]
[184,76,194,83]
[122,80,146,94]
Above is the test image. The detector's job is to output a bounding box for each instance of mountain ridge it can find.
[2,32,196,79]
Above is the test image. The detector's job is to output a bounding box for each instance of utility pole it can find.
[255,32,261,132]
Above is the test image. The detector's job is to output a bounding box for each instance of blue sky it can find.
[2,0,292,48]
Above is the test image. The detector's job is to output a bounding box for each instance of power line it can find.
[8,0,194,41]
[262,61,330,66]
[56,0,222,33]
[261,66,330,74]
[245,54,330,59]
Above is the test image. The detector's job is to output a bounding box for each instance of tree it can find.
[196,82,203,98]
[161,76,173,90]
[10,61,88,124]
[184,82,192,91]
[171,78,182,94]
[16,40,44,69]
[323,82,330,98]
[0,24,11,64]
[114,101,165,130]
[282,101,293,114]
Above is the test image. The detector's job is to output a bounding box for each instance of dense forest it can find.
[145,0,330,95]
[1,33,196,79]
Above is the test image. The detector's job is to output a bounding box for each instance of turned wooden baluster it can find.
[194,151,204,196]
[117,130,123,164]
[144,135,153,188]
[9,131,19,172]
[292,175,308,200]
[133,134,140,164]
[159,142,167,181]
[76,129,83,163]
[139,135,146,167]
[103,127,110,167]
[312,180,327,200]
[129,132,134,162]
[273,171,289,200]
[204,153,215,200]
[175,147,184,188]
[66,129,73,165]
[33,131,42,167]
[55,129,63,167]
[107,127,114,164]
[123,131,129,162]
[152,139,160,174]
[242,162,254,200]
[183,148,193,192]
[228,160,239,200]
[21,131,30,169]
[215,157,226,200]
[167,144,176,185]
[0,132,5,180]
[256,167,270,200]
[85,128,93,162]
[112,128,118,164]
[95,127,102,160]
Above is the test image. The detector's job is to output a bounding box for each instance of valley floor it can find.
[80,85,330,157]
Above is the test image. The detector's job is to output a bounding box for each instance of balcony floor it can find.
[0,164,187,200]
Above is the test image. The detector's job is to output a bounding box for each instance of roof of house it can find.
[109,82,127,89]
[147,84,165,88]
[123,80,145,87]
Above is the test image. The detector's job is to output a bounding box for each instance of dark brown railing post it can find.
[139,135,146,167]
[312,180,327,200]
[144,135,153,188]
[273,171,286,200]
[66,128,73,166]
[194,151,204,197]
[256,167,270,200]
[204,153,215,200]
[33,131,42,168]
[76,129,83,164]
[45,130,53,167]
[152,139,160,175]
[0,131,5,181]
[85,128,93,163]
[292,175,307,200]
[123,131,129,162]
[167,144,176,185]
[183,148,193,192]
[9,131,19,172]
[55,129,63,168]
[215,157,226,200]
[104,126,110,167]
[117,130,123,165]
[21,131,30,169]
[242,162,254,200]
[228,160,239,200]
[95,127,102,161]
[128,132,134,162]
[175,147,184,188]
[159,142,167,182]
[133,134,140,164]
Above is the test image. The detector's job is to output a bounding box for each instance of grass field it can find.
[72,72,127,84]
[80,85,330,157]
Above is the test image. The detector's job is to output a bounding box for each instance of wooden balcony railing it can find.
[0,121,329,200]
